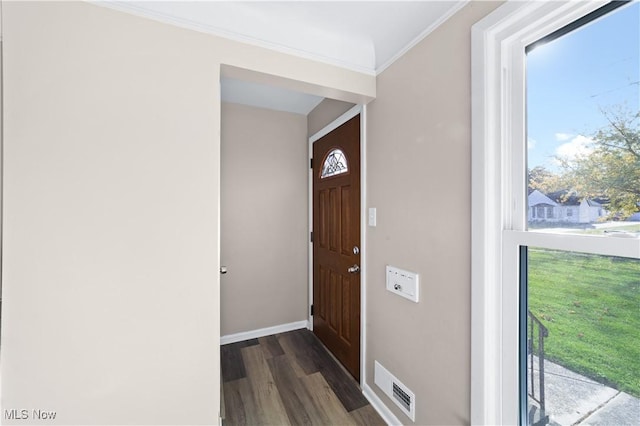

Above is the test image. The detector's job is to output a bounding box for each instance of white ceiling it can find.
[100,1,468,114]
[221,77,323,115]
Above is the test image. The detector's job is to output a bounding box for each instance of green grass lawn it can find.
[528,248,640,397]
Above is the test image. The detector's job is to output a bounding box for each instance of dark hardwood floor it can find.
[221,329,386,426]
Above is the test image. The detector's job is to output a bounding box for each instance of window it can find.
[523,5,639,424]
[320,148,348,178]
[471,2,640,425]
[523,249,639,426]
[526,1,639,236]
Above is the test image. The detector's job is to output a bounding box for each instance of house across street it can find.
[528,189,607,224]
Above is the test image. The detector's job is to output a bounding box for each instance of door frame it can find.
[308,103,366,385]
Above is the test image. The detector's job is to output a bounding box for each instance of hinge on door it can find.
[310,232,313,243]
[310,158,313,169]
[310,305,314,316]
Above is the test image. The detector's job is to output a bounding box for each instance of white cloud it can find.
[528,138,537,150]
[555,132,573,141]
[556,135,593,161]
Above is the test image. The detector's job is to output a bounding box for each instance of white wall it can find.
[0,2,374,424]
[221,103,308,336]
[364,2,502,424]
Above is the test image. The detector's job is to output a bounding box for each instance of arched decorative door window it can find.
[320,148,348,178]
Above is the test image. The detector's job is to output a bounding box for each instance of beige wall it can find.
[0,2,373,425]
[307,98,355,137]
[1,2,221,425]
[364,2,502,424]
[221,103,308,336]
[1,0,508,423]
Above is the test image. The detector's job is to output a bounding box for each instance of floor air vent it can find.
[374,361,416,421]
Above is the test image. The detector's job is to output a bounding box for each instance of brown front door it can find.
[312,114,361,381]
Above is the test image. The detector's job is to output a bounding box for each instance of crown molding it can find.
[375,0,469,75]
[92,1,376,76]
[93,1,469,79]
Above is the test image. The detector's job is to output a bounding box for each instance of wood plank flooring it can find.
[221,329,386,426]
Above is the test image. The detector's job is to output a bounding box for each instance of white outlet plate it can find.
[386,265,419,302]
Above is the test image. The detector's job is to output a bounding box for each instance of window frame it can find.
[470,1,640,424]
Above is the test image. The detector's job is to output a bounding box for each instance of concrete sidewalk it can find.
[529,357,639,425]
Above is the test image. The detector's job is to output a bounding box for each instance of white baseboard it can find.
[220,320,309,345]
[362,383,402,426]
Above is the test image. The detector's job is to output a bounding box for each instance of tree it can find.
[528,166,565,194]
[559,108,640,218]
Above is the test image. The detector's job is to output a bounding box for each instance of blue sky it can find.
[527,1,639,170]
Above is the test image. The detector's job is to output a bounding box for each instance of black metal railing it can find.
[528,310,549,426]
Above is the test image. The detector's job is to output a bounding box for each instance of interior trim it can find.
[90,1,376,76]
[220,320,309,345]
[309,104,363,143]
[362,383,402,426]
[375,0,469,75]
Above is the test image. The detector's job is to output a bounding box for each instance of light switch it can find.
[386,265,419,303]
[368,208,377,227]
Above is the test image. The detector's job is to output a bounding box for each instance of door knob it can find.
[347,264,360,274]
[220,266,228,275]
